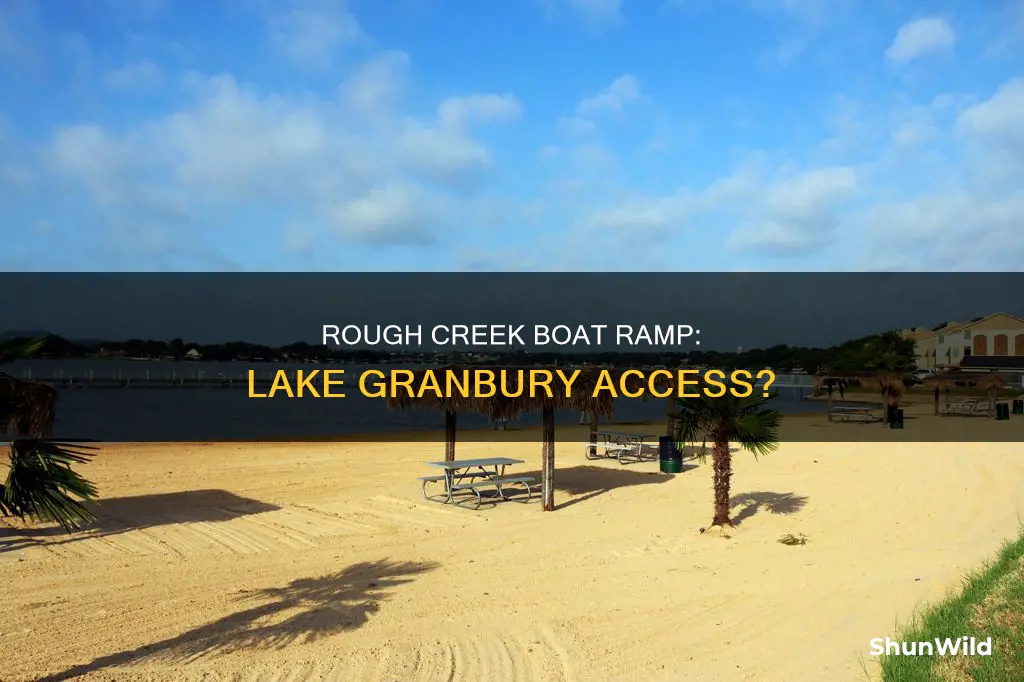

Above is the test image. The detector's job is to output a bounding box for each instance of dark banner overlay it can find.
[2,273,1024,443]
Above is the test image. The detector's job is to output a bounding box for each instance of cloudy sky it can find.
[2,0,1022,272]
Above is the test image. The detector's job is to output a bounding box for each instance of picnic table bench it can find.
[830,404,882,422]
[419,457,535,508]
[940,399,989,416]
[586,431,660,464]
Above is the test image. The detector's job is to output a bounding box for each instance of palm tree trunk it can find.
[587,409,598,458]
[541,405,555,511]
[710,435,733,526]
[444,409,457,462]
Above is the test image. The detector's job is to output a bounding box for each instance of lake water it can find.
[7,359,826,442]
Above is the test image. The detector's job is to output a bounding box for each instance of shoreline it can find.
[50,411,851,445]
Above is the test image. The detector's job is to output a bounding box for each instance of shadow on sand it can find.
[1,489,280,553]
[729,491,809,526]
[515,464,680,510]
[38,558,439,681]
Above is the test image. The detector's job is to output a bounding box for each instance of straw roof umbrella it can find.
[0,373,57,437]
[813,371,905,424]
[924,371,1004,417]
[383,366,510,462]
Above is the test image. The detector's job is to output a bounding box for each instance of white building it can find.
[926,312,1024,368]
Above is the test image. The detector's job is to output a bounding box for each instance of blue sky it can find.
[1,0,1022,271]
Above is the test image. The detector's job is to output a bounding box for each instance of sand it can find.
[3,409,1024,682]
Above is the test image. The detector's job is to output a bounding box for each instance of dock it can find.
[13,370,278,390]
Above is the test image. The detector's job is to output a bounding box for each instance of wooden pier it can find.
[15,370,277,389]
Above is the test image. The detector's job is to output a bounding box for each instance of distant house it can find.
[185,348,202,360]
[901,327,940,370]
[926,313,1024,368]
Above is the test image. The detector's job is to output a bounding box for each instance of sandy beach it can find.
[4,408,1024,681]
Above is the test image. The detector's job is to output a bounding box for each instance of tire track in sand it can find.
[7,504,388,561]
[103,626,580,682]
[338,495,489,533]
[347,626,578,682]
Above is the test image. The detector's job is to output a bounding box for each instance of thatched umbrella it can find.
[383,366,517,462]
[924,371,1005,417]
[0,373,57,438]
[386,366,634,511]
[814,371,905,424]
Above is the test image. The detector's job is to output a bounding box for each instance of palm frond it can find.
[0,338,44,366]
[671,390,782,460]
[1,440,98,531]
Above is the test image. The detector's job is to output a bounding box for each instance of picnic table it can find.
[941,398,988,417]
[830,404,882,422]
[418,457,535,507]
[586,431,660,464]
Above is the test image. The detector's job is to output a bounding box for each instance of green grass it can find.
[878,530,1024,682]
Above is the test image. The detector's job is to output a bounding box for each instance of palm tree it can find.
[672,391,781,528]
[0,338,97,531]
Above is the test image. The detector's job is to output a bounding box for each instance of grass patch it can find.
[878,530,1024,682]
[778,533,808,546]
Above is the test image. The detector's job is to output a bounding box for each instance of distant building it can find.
[185,348,202,360]
[906,313,1024,370]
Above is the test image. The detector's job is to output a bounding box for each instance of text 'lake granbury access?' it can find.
[246,368,778,399]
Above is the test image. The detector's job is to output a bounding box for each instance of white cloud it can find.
[957,78,1024,146]
[857,192,1024,270]
[282,224,316,252]
[539,145,561,159]
[103,60,162,90]
[885,17,955,64]
[437,94,522,129]
[326,183,439,245]
[339,51,409,116]
[588,175,752,233]
[570,143,615,169]
[266,0,361,68]
[557,116,597,136]
[586,163,858,256]
[397,122,493,188]
[539,0,623,29]
[730,167,858,254]
[51,124,139,203]
[568,0,622,24]
[43,60,519,248]
[579,74,641,113]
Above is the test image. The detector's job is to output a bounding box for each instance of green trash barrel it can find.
[889,408,904,429]
[659,436,683,474]
[1013,399,1023,415]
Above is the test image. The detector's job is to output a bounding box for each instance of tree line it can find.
[0,330,917,374]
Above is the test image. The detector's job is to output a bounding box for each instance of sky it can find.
[1,0,1023,272]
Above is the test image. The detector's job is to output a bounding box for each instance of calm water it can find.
[8,360,824,441]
